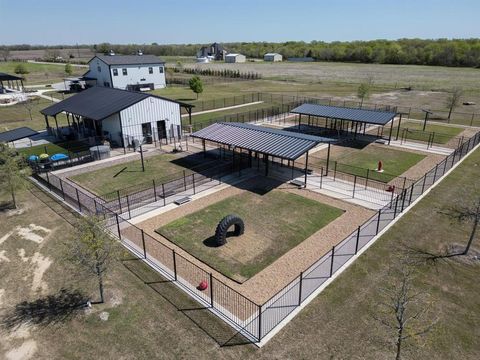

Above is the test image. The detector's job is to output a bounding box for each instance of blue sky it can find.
[0,0,478,45]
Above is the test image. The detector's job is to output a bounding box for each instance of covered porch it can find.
[0,72,24,92]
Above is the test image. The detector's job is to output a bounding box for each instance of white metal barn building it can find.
[84,52,166,91]
[264,53,283,62]
[41,87,193,148]
[225,53,246,63]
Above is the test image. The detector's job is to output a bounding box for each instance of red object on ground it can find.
[198,280,208,291]
[377,160,383,171]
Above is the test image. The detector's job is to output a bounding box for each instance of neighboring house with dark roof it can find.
[84,51,166,91]
[197,43,227,61]
[41,86,193,148]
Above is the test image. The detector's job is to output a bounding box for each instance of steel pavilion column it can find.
[326,142,331,176]
[44,115,50,129]
[265,154,269,176]
[202,139,206,158]
[388,117,395,145]
[304,151,309,188]
[395,113,403,141]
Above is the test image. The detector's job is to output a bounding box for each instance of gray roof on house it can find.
[291,103,397,125]
[191,122,332,160]
[41,86,192,121]
[0,127,38,143]
[92,54,165,66]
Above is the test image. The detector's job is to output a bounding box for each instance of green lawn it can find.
[157,189,343,282]
[338,146,425,182]
[398,121,464,144]
[70,153,216,197]
[0,97,69,132]
[16,143,66,157]
[0,61,84,85]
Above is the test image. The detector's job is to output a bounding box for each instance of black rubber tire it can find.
[215,215,245,246]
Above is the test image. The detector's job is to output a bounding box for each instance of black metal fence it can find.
[32,129,480,343]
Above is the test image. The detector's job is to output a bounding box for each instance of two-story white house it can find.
[84,52,166,91]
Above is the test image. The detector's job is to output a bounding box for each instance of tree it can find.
[374,263,437,360]
[445,87,464,120]
[64,62,73,76]
[0,143,31,208]
[188,76,203,99]
[0,47,10,62]
[357,76,374,107]
[14,63,29,76]
[69,216,118,304]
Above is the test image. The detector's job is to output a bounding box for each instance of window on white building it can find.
[113,69,118,76]
[148,67,153,74]
[97,66,101,72]
[122,68,128,76]
[159,66,164,74]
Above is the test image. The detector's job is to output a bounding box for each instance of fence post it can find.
[352,175,357,198]
[153,180,157,202]
[433,164,439,183]
[115,213,121,240]
[117,190,122,213]
[408,184,414,205]
[376,210,382,234]
[298,272,303,305]
[421,174,427,193]
[75,188,82,212]
[162,183,166,206]
[393,195,399,218]
[258,305,262,341]
[192,174,196,194]
[355,226,361,254]
[45,171,51,191]
[172,250,177,280]
[124,194,130,218]
[183,170,187,191]
[401,189,407,212]
[209,273,214,308]
[141,229,147,259]
[329,246,335,276]
[59,178,65,200]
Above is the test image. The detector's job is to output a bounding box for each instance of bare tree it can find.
[445,87,464,120]
[374,263,437,360]
[68,216,119,304]
[0,143,31,208]
[357,75,374,107]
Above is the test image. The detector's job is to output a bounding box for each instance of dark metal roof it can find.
[0,72,23,81]
[91,54,165,66]
[191,122,332,160]
[0,127,38,143]
[291,103,397,125]
[41,86,193,121]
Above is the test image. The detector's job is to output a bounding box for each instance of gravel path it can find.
[136,176,374,304]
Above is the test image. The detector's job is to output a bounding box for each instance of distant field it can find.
[8,48,95,62]
[0,97,68,132]
[0,61,84,85]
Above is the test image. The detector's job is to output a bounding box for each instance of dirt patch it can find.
[0,231,14,246]
[0,288,4,306]
[0,250,10,263]
[16,225,51,244]
[5,340,38,360]
[30,252,52,294]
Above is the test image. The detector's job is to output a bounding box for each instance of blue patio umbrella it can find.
[50,153,69,162]
[28,155,39,162]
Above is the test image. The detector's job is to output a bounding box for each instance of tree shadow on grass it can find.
[1,288,88,331]
[121,258,255,347]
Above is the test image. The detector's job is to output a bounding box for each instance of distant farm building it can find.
[264,53,283,62]
[225,54,246,63]
[84,51,166,91]
[197,43,227,61]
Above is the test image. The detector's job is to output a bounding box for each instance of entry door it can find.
[142,122,152,137]
[157,120,167,139]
